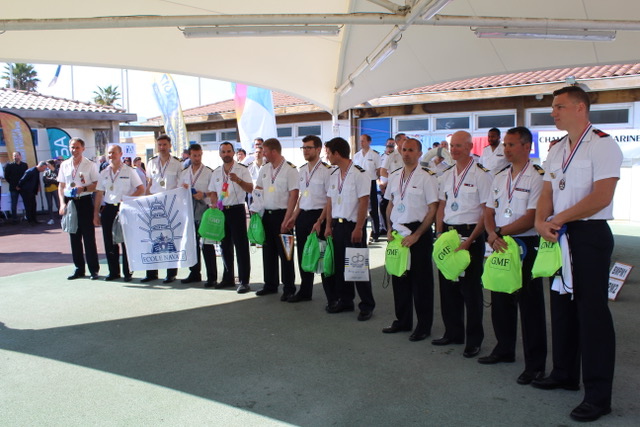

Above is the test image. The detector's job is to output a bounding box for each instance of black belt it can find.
[223,204,244,210]
[301,208,323,213]
[401,221,422,228]
[445,223,476,231]
[265,209,286,215]
[333,218,355,224]
[105,202,120,207]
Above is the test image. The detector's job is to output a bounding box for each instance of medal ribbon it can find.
[71,161,81,181]
[270,159,285,185]
[305,160,322,188]
[507,160,530,204]
[561,123,592,174]
[338,161,353,194]
[158,157,170,180]
[399,167,417,201]
[190,164,204,187]
[109,165,122,187]
[452,158,474,199]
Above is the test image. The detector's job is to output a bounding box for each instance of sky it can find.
[2,62,235,122]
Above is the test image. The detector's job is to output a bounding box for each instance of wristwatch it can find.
[494,226,503,237]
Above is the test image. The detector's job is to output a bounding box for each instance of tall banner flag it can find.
[0,110,37,167]
[233,83,278,151]
[48,65,62,87]
[152,73,189,155]
[46,127,72,159]
[119,187,197,271]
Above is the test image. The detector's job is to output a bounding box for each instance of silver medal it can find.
[397,203,406,213]
[451,201,459,211]
[504,207,513,218]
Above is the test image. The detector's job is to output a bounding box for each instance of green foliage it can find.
[2,63,40,92]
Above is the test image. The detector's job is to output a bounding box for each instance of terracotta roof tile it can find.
[0,88,124,113]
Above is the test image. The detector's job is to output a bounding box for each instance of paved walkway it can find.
[1,218,639,426]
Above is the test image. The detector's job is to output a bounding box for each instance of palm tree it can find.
[2,63,40,92]
[93,84,121,107]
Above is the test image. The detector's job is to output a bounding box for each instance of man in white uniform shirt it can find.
[93,144,144,281]
[209,142,254,293]
[178,144,216,287]
[534,86,622,422]
[253,138,299,300]
[433,130,492,358]
[284,135,332,302]
[480,127,547,387]
[353,134,382,241]
[57,138,100,280]
[382,138,439,341]
[142,134,183,284]
[480,128,509,173]
[319,137,375,321]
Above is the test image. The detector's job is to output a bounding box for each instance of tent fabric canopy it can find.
[2,0,640,115]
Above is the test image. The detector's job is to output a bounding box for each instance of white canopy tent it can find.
[2,0,640,116]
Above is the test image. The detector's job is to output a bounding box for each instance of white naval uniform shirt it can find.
[353,149,381,181]
[480,143,509,173]
[384,167,439,225]
[327,163,370,223]
[439,160,492,225]
[256,158,299,210]
[486,162,544,236]
[382,151,403,175]
[96,164,143,204]
[543,128,622,220]
[248,160,265,183]
[179,164,214,206]
[297,161,331,211]
[148,155,182,194]
[57,156,99,197]
[209,162,252,206]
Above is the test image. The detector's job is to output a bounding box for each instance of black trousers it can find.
[262,209,295,294]
[295,209,325,298]
[438,223,485,347]
[329,219,376,311]
[549,220,615,408]
[100,203,130,277]
[391,223,434,334]
[380,197,389,232]
[489,235,547,372]
[189,220,217,282]
[20,190,37,223]
[369,180,380,237]
[220,204,251,285]
[66,195,99,275]
[10,189,20,219]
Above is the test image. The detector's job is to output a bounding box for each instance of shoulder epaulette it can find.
[237,162,249,168]
[497,165,511,175]
[331,168,339,175]
[150,155,158,159]
[422,167,436,176]
[444,165,455,172]
[246,162,254,167]
[354,165,365,172]
[173,156,181,161]
[373,149,380,154]
[204,165,214,172]
[287,161,297,168]
[593,128,610,138]
[390,166,403,175]
[300,162,308,168]
[182,164,189,170]
[214,165,221,171]
[533,164,545,175]
[322,161,331,168]
[476,163,490,172]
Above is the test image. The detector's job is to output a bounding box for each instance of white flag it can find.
[120,187,197,271]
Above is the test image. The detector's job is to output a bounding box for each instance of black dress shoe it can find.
[531,376,580,391]
[288,294,312,303]
[104,275,121,281]
[214,281,234,289]
[90,273,100,280]
[256,288,278,296]
[570,401,611,422]
[357,310,373,321]
[67,273,86,280]
[280,293,294,302]
[431,337,464,346]
[463,346,481,358]
[409,332,430,342]
[326,301,355,313]
[204,281,218,288]
[140,277,158,283]
[181,275,202,284]
[477,354,515,364]
[382,325,411,334]
[123,276,133,282]
[163,276,176,284]
[516,370,545,385]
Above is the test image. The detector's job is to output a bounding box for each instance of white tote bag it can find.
[344,247,370,282]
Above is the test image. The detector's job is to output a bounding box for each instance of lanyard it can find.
[507,161,529,204]
[399,167,417,200]
[338,161,353,194]
[271,160,285,184]
[71,160,81,180]
[452,158,474,199]
[562,123,592,174]
[157,157,170,180]
[305,160,322,188]
[190,164,204,187]
[109,165,122,186]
